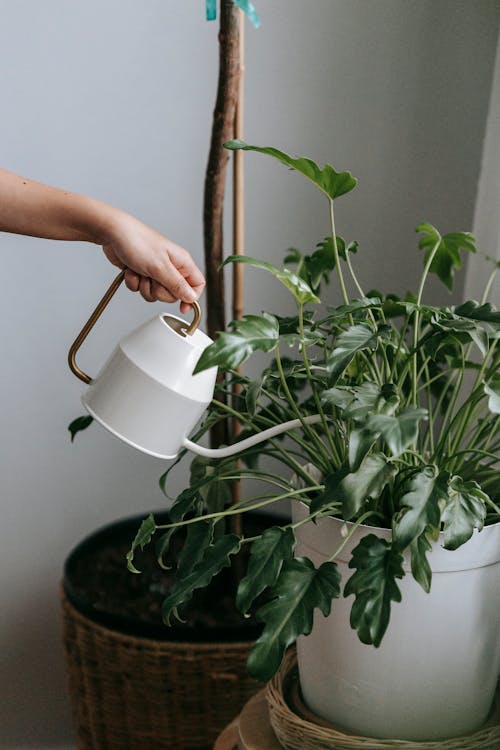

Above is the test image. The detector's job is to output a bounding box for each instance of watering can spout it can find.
[69,272,322,461]
[182,415,322,459]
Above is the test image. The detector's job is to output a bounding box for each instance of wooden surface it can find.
[214,690,283,750]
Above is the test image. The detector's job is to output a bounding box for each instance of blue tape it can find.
[206,0,260,28]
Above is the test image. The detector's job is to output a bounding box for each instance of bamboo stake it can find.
[230,9,245,533]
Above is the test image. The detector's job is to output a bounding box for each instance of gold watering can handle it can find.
[68,270,202,385]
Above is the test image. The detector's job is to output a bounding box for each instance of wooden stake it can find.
[231,9,245,532]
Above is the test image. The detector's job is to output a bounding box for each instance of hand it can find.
[102,212,205,313]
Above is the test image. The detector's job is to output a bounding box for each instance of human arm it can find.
[0,167,205,310]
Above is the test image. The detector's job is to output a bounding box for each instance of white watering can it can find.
[68,270,321,460]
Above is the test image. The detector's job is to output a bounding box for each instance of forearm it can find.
[0,167,117,244]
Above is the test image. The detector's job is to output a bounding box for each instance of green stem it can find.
[155,485,325,531]
[327,510,384,562]
[412,239,441,405]
[299,303,341,464]
[329,199,350,306]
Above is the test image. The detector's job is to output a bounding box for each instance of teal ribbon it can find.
[206,0,217,21]
[206,0,260,28]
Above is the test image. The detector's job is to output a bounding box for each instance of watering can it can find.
[68,270,320,460]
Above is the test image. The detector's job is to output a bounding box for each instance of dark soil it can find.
[64,512,272,640]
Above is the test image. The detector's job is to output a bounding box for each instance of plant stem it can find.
[412,239,441,406]
[299,303,341,464]
[329,199,350,306]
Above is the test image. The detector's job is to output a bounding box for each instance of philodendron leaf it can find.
[340,453,397,520]
[410,533,433,593]
[344,535,404,647]
[247,558,341,681]
[68,415,93,442]
[453,301,500,328]
[327,324,380,382]
[224,140,357,201]
[416,223,476,291]
[176,520,214,578]
[365,408,428,457]
[484,377,500,414]
[348,427,377,472]
[126,514,157,574]
[162,534,241,625]
[222,255,319,304]
[194,313,279,373]
[322,382,400,421]
[236,527,295,614]
[393,466,447,550]
[441,476,487,550]
[325,297,383,323]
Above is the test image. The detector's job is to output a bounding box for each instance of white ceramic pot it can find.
[293,503,500,741]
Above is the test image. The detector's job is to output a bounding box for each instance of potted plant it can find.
[127,140,500,743]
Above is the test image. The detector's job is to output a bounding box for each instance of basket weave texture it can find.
[266,650,500,750]
[61,591,260,750]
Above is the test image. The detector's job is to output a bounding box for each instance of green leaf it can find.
[245,380,262,416]
[344,535,404,646]
[453,301,500,328]
[410,533,432,593]
[126,514,157,574]
[194,313,279,373]
[162,534,241,625]
[484,377,500,414]
[325,297,382,322]
[441,476,487,550]
[327,324,380,382]
[169,486,201,523]
[416,223,476,291]
[224,140,357,201]
[68,415,93,442]
[365,408,428,457]
[221,255,319,304]
[348,427,377,471]
[341,453,397,520]
[322,382,400,421]
[247,558,341,680]
[176,520,214,578]
[310,467,348,515]
[393,467,447,550]
[236,527,295,614]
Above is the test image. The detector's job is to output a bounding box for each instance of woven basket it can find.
[61,592,260,750]
[266,650,500,750]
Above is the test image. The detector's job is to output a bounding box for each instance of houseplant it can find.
[127,140,500,742]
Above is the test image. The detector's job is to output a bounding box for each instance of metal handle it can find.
[68,270,201,384]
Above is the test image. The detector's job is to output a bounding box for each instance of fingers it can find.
[125,269,178,304]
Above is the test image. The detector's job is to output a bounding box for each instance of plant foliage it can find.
[128,142,499,682]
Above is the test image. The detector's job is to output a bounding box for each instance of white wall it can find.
[466,33,500,305]
[0,2,498,748]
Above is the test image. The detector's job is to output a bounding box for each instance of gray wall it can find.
[0,2,498,748]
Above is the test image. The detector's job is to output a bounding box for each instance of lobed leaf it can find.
[326,324,380,382]
[161,535,241,625]
[194,313,279,373]
[247,557,341,680]
[365,408,428,457]
[236,527,295,614]
[224,140,357,201]
[441,476,487,550]
[344,535,404,646]
[341,453,396,520]
[416,223,476,291]
[222,255,319,304]
[126,514,157,574]
[176,520,214,578]
[410,533,433,593]
[393,466,447,550]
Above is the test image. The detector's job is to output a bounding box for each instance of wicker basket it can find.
[61,591,260,750]
[266,650,500,750]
